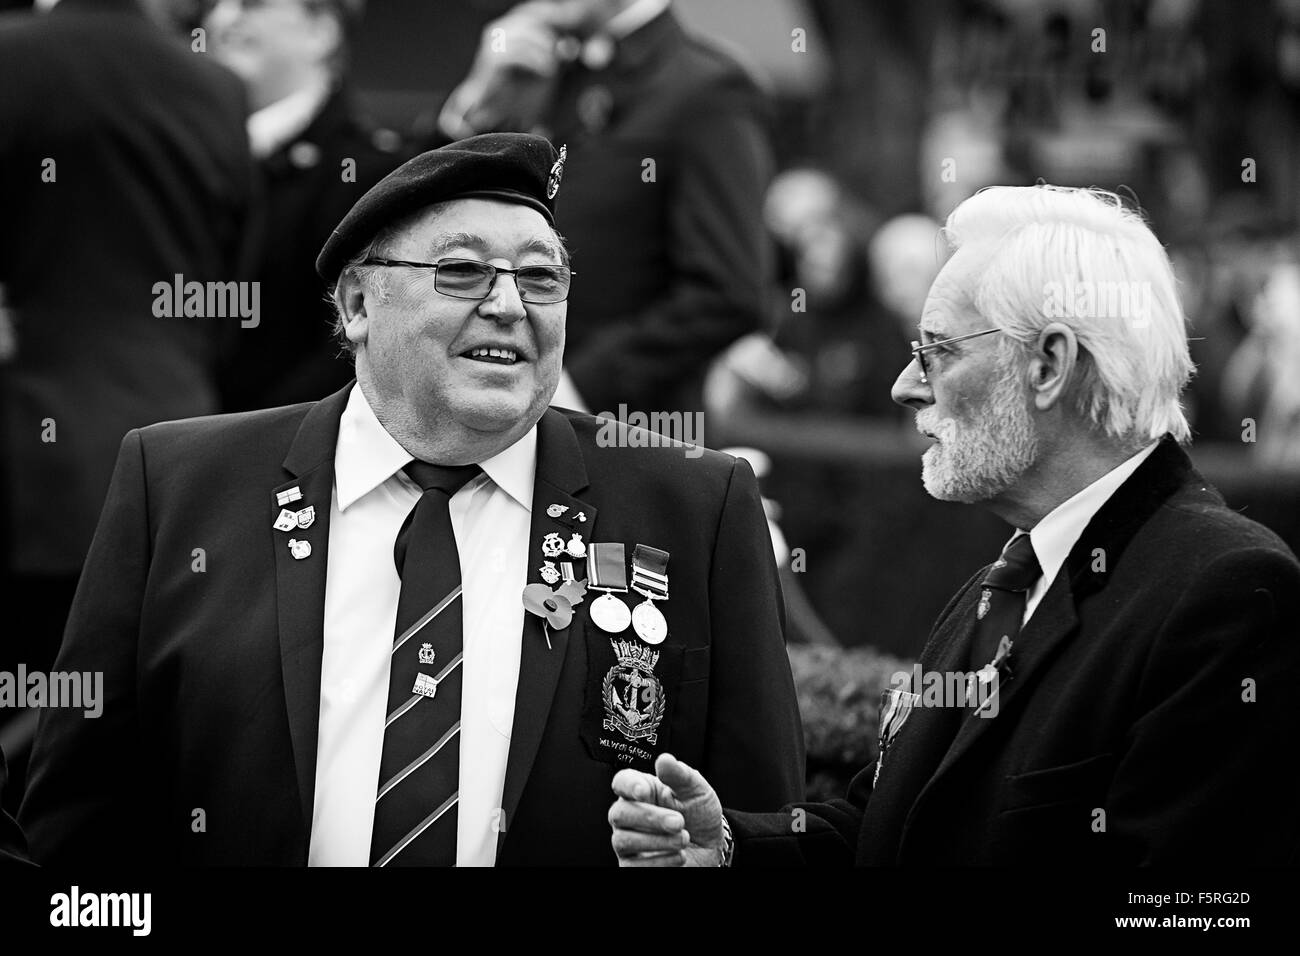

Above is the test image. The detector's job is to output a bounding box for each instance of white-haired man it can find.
[608,185,1300,866]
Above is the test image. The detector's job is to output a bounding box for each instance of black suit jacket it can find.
[546,9,773,415]
[0,0,252,575]
[20,384,805,865]
[218,87,407,412]
[728,438,1300,865]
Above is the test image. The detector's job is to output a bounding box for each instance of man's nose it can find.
[891,358,932,410]
[478,273,527,324]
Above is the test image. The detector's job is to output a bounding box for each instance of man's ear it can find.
[335,269,372,347]
[1026,322,1078,412]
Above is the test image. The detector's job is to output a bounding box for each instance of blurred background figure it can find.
[205,0,410,411]
[706,175,938,425]
[1222,256,1300,467]
[867,213,943,338]
[0,0,251,804]
[436,0,775,419]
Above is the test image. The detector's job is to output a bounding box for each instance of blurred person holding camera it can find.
[438,0,774,421]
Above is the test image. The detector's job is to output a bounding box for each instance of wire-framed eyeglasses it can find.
[361,257,575,304]
[908,327,1002,383]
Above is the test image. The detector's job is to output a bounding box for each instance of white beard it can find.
[915,362,1038,502]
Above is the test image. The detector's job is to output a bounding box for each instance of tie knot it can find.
[983,533,1041,592]
[403,461,481,495]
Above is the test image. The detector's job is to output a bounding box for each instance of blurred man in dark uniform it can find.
[0,0,251,775]
[207,0,407,411]
[440,0,774,418]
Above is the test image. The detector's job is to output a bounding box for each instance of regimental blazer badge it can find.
[602,639,667,745]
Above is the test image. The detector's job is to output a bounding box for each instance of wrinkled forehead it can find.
[918,245,988,339]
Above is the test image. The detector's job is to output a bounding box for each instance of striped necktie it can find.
[370,460,480,867]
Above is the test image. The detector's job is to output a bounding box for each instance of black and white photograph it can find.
[0,0,1296,938]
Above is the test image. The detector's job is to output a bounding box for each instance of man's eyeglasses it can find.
[908,327,1002,383]
[361,257,575,304]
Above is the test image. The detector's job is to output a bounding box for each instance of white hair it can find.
[944,185,1194,445]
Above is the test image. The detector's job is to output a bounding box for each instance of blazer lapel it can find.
[498,409,596,854]
[919,573,1080,804]
[861,575,980,863]
[271,385,351,841]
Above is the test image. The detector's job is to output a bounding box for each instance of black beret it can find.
[316,132,565,285]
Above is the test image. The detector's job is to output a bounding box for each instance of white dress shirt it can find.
[308,385,534,867]
[1019,442,1159,624]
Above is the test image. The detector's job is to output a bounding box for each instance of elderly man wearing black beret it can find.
[19,133,804,867]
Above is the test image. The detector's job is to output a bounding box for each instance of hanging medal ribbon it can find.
[873,688,920,785]
[629,544,669,645]
[587,542,631,633]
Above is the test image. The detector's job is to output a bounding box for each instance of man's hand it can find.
[609,753,726,867]
[440,1,587,137]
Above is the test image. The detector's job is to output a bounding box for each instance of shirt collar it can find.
[247,76,332,160]
[1020,441,1160,591]
[473,422,536,512]
[334,384,537,513]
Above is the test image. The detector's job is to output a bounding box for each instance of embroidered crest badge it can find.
[602,639,667,746]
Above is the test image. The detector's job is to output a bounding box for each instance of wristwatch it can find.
[717,813,735,867]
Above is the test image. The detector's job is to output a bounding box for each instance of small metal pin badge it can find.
[277,486,303,507]
[977,588,992,620]
[547,143,567,199]
[539,561,561,584]
[288,538,311,560]
[978,636,1015,687]
[546,504,569,518]
[412,673,438,698]
[542,532,565,557]
[418,643,436,665]
[566,533,587,558]
[295,505,316,529]
[273,509,298,532]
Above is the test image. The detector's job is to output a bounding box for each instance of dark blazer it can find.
[218,87,407,412]
[0,0,252,576]
[728,437,1300,865]
[546,8,774,415]
[20,384,805,865]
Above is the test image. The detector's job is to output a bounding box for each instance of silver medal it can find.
[591,592,631,633]
[631,599,667,645]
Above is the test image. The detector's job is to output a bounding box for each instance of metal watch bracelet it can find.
[717,813,734,867]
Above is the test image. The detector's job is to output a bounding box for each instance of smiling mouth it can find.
[463,347,520,365]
